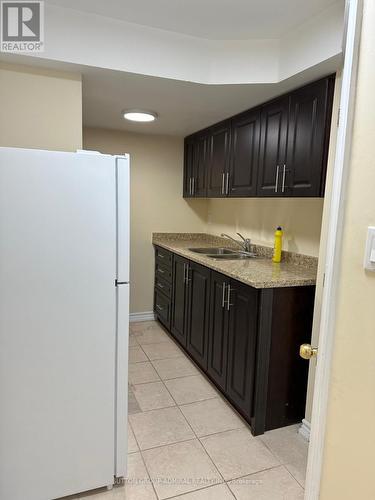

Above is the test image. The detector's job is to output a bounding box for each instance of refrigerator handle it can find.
[116,156,130,284]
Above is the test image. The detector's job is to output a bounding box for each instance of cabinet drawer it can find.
[155,246,173,267]
[155,261,172,284]
[154,289,170,328]
[155,275,171,298]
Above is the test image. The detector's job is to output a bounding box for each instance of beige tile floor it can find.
[64,320,308,500]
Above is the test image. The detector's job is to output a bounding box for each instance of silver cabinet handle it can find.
[158,268,165,274]
[226,285,234,311]
[183,263,191,285]
[221,173,225,194]
[158,282,164,289]
[189,177,193,195]
[192,177,195,195]
[186,264,191,284]
[156,304,164,311]
[282,164,286,193]
[226,172,230,195]
[275,165,280,193]
[222,282,226,308]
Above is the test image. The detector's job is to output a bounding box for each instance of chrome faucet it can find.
[221,233,252,253]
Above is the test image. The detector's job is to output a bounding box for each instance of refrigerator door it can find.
[116,155,130,284]
[115,282,129,479]
[0,148,118,500]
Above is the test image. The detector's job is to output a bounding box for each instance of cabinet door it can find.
[229,109,260,197]
[185,261,211,370]
[257,96,289,197]
[206,121,231,197]
[170,254,188,347]
[286,77,334,197]
[192,134,208,197]
[207,271,229,391]
[226,280,258,420]
[183,137,195,198]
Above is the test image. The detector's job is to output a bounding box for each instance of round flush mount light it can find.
[122,110,158,122]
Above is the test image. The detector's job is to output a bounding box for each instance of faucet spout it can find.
[221,233,252,253]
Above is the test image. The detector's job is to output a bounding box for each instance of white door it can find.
[0,148,117,500]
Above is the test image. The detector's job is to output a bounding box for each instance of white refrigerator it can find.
[0,147,130,500]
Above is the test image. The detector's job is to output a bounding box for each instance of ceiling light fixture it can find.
[122,110,158,122]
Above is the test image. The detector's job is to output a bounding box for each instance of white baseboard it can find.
[299,419,311,441]
[129,311,156,323]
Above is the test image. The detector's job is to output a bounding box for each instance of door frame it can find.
[304,1,363,499]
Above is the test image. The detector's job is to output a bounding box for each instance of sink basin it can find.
[189,248,256,260]
[188,247,236,255]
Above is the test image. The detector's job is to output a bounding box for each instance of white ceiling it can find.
[0,52,340,136]
[48,0,340,40]
[81,59,340,136]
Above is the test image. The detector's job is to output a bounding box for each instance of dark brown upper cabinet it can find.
[183,137,194,198]
[183,134,209,198]
[183,75,335,199]
[257,96,289,197]
[229,109,261,197]
[206,120,231,197]
[286,77,334,197]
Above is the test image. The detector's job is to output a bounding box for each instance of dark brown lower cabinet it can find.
[170,255,210,370]
[208,275,258,422]
[154,246,315,435]
[207,272,229,391]
[252,287,315,434]
[185,261,211,370]
[226,281,258,421]
[170,254,189,347]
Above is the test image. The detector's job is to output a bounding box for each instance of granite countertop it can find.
[152,233,318,289]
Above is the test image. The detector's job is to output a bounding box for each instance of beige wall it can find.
[207,197,324,257]
[83,127,207,314]
[0,62,82,151]
[320,1,375,498]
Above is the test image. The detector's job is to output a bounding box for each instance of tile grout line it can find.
[130,323,305,498]
[164,386,228,488]
[135,351,228,498]
[283,464,306,491]
[256,436,307,488]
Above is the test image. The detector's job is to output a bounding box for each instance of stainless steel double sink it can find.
[188,247,257,260]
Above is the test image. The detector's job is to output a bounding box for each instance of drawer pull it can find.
[156,304,164,311]
[158,268,165,274]
[158,283,164,289]
[159,253,165,259]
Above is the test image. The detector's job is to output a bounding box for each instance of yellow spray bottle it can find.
[272,226,283,263]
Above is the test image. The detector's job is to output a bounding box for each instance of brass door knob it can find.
[300,344,318,360]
